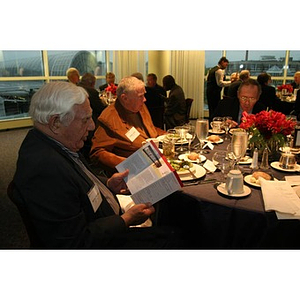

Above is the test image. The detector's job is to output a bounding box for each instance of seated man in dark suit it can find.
[78,73,108,162]
[145,73,166,129]
[257,72,281,111]
[99,72,117,91]
[212,78,266,124]
[11,81,195,249]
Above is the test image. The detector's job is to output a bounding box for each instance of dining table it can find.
[154,132,300,249]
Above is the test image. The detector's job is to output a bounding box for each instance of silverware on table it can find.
[183,178,217,186]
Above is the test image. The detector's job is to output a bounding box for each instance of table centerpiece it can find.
[239,110,297,161]
[277,84,293,97]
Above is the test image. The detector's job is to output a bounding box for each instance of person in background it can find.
[291,89,300,120]
[212,78,265,124]
[99,72,117,91]
[227,70,251,99]
[131,72,144,81]
[256,72,281,111]
[11,81,184,249]
[66,67,80,85]
[291,71,300,90]
[145,73,166,129]
[162,75,186,130]
[90,76,165,175]
[223,72,239,97]
[78,73,108,162]
[79,73,107,126]
[206,57,231,122]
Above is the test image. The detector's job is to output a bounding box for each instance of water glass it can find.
[231,131,248,166]
[183,124,196,153]
[212,151,231,180]
[195,119,208,153]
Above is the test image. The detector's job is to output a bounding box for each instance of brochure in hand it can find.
[116,141,183,205]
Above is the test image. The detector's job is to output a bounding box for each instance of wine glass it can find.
[222,116,233,141]
[174,126,188,152]
[212,151,231,181]
[231,131,248,168]
[195,119,208,154]
[183,124,196,154]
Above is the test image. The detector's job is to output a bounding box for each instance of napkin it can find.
[116,194,152,227]
[260,178,300,217]
[203,159,217,173]
[203,142,214,150]
[284,176,300,186]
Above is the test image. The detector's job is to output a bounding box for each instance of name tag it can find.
[125,127,140,142]
[88,185,102,212]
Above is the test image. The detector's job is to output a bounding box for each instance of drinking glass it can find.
[222,116,233,141]
[195,119,208,154]
[166,129,178,155]
[174,126,188,152]
[231,131,248,168]
[183,124,196,154]
[212,151,231,181]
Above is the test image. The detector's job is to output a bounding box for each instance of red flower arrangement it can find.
[239,110,296,154]
[105,83,117,95]
[277,84,293,93]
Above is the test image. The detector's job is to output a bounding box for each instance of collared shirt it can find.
[238,107,253,124]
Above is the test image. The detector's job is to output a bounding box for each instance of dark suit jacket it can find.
[227,80,241,98]
[212,97,266,123]
[13,128,126,249]
[258,85,281,111]
[145,84,166,129]
[99,83,118,91]
[164,84,186,129]
[78,83,107,126]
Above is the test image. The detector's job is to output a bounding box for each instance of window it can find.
[0,50,108,124]
[204,50,300,108]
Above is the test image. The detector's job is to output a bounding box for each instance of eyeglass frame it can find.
[239,96,257,102]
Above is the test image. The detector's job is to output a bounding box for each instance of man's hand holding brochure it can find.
[116,141,183,205]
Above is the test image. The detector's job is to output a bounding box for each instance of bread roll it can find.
[207,135,220,142]
[187,152,199,160]
[252,171,272,181]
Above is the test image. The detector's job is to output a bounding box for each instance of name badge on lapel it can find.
[125,127,140,142]
[88,185,102,213]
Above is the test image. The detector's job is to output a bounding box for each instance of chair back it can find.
[186,98,194,123]
[7,181,42,248]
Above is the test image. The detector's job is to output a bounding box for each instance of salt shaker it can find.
[260,148,269,169]
[250,148,258,169]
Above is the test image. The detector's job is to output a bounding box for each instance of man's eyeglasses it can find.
[240,96,257,102]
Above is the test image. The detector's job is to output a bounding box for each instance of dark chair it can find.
[7,181,42,248]
[185,98,194,123]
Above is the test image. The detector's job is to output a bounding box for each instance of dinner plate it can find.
[217,183,251,198]
[204,137,224,144]
[178,153,206,163]
[279,147,300,155]
[270,161,300,172]
[175,164,196,175]
[208,129,225,135]
[244,174,275,188]
[179,164,206,181]
[157,135,188,145]
[238,156,253,165]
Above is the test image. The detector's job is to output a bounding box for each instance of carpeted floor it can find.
[0,127,31,248]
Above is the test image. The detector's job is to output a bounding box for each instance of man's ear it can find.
[48,115,61,134]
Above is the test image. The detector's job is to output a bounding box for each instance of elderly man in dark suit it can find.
[11,81,183,249]
[212,78,266,124]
